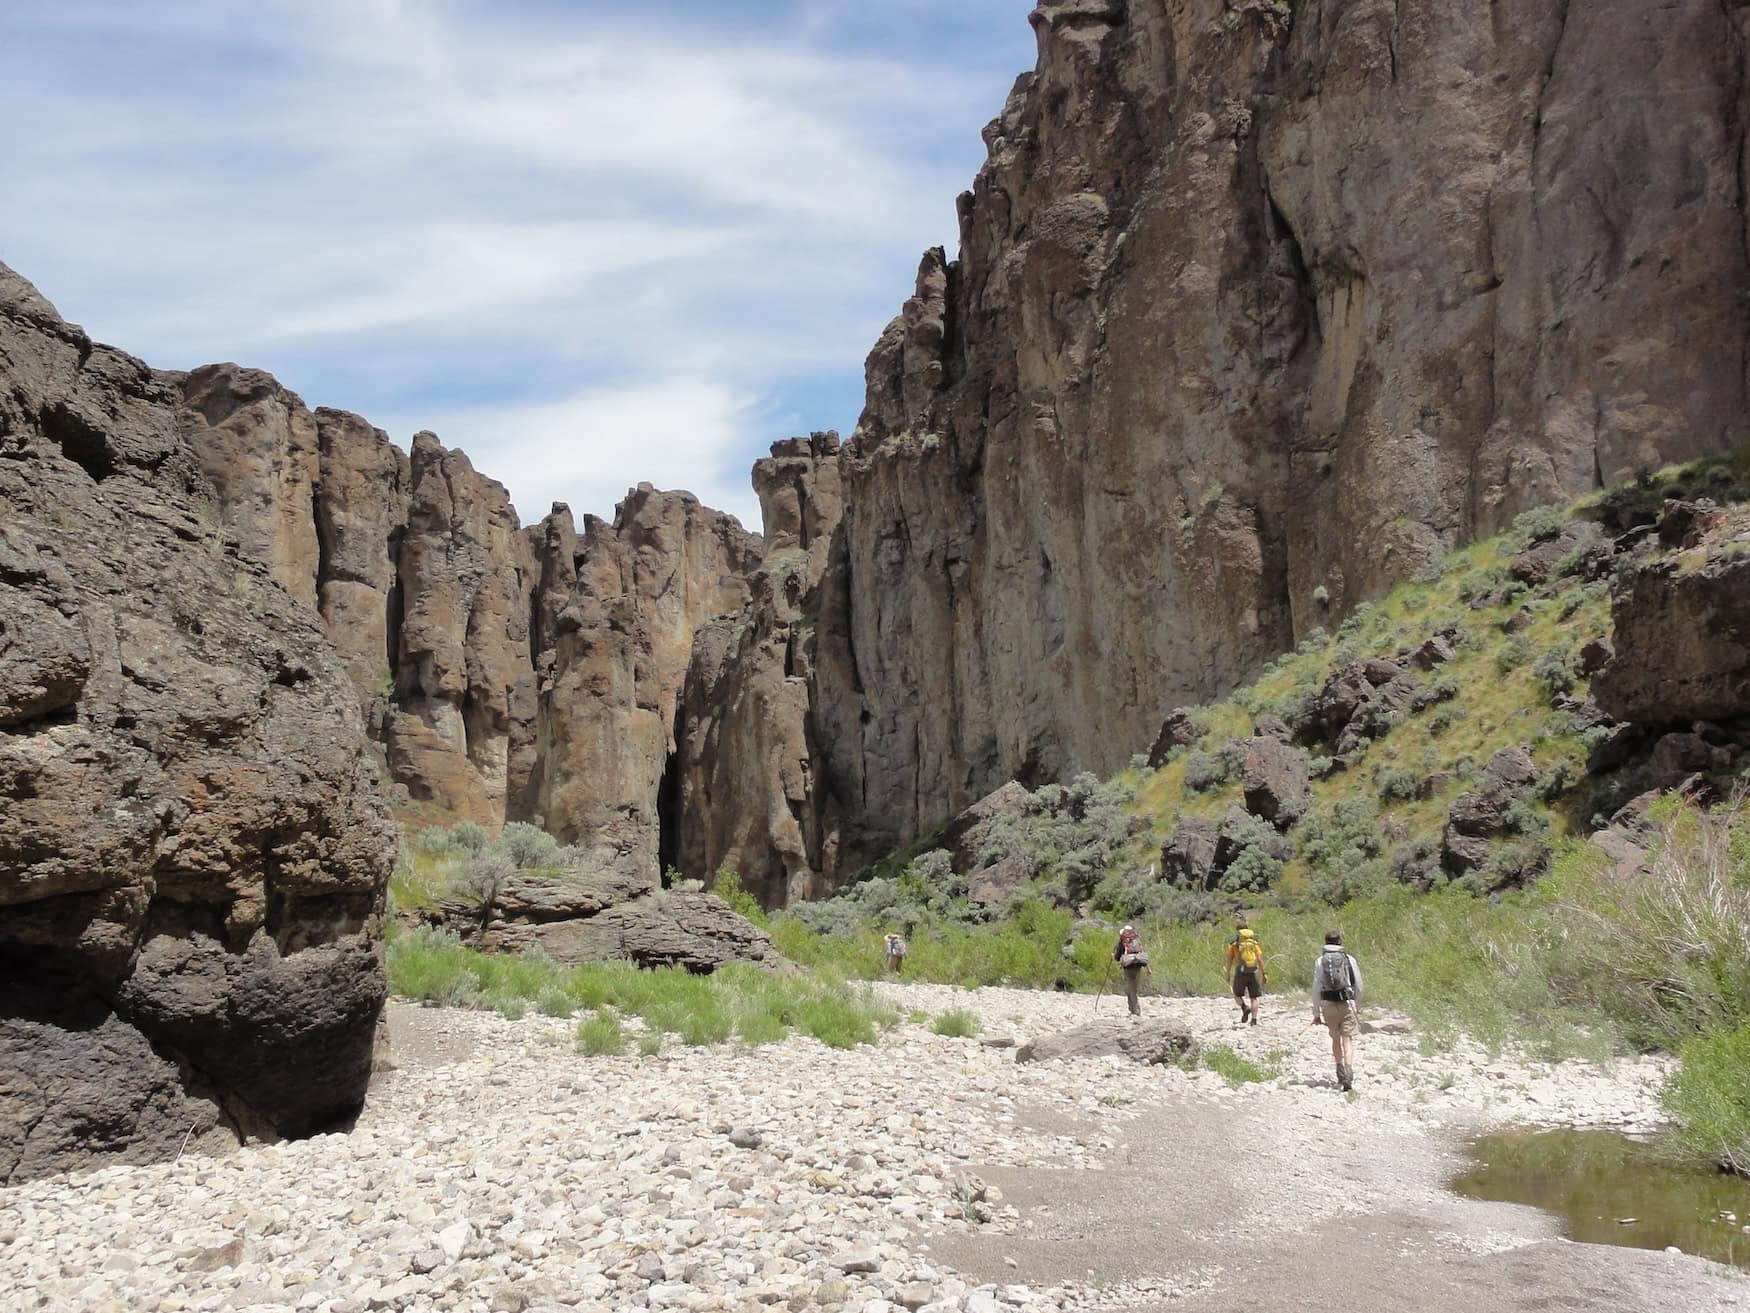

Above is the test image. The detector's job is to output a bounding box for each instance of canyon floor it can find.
[2,983,1745,1313]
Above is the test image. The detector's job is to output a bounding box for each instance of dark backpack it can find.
[1318,951,1355,1002]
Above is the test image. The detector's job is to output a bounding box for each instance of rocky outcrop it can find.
[1240,737,1311,829]
[1594,507,1750,731]
[386,433,539,822]
[411,869,779,973]
[1442,746,1541,879]
[535,486,761,883]
[674,436,843,907]
[177,368,558,823]
[795,0,1750,864]
[0,263,394,1182]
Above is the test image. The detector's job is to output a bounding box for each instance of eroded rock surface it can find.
[799,0,1750,864]
[0,263,394,1182]
[536,485,761,883]
[674,437,842,907]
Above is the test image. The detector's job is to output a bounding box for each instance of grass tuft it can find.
[930,1008,983,1038]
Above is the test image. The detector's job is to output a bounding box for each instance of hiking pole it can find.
[1094,959,1111,1014]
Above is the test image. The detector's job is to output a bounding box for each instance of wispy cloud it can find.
[0,0,1034,529]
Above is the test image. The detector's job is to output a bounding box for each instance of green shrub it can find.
[712,869,769,925]
[500,821,561,869]
[1184,750,1231,792]
[1496,635,1532,674]
[1663,1024,1750,1173]
[1510,504,1569,547]
[1532,647,1578,698]
[576,1010,624,1056]
[1376,767,1418,804]
[931,1008,983,1038]
[449,821,489,853]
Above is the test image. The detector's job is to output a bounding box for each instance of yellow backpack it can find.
[1236,933,1263,972]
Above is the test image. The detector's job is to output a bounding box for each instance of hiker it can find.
[1311,930,1364,1091]
[884,931,907,976]
[1112,924,1151,1017]
[1224,919,1268,1025]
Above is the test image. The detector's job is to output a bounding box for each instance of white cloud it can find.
[0,1,1035,526]
[400,380,768,533]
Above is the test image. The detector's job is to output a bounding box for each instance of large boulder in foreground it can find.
[1015,1016,1198,1067]
[0,263,395,1183]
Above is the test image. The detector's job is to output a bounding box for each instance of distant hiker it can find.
[1225,919,1268,1026]
[884,932,907,975]
[1113,924,1151,1018]
[1311,930,1363,1091]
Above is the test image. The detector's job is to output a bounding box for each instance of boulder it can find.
[1015,1016,1198,1067]
[482,891,779,974]
[943,781,1033,874]
[1411,633,1456,670]
[1147,707,1205,767]
[1656,499,1726,550]
[1441,747,1539,876]
[0,262,394,1183]
[1240,737,1311,829]
[966,855,1031,905]
[1159,818,1220,890]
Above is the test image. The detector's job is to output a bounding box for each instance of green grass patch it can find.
[1201,1043,1276,1086]
[930,1008,983,1038]
[387,927,896,1050]
[576,1009,625,1056]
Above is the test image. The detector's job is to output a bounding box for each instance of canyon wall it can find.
[0,264,394,1182]
[797,0,1750,866]
[180,374,761,877]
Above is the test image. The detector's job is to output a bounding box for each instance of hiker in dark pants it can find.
[1113,924,1151,1017]
[1224,918,1269,1025]
[1312,930,1364,1090]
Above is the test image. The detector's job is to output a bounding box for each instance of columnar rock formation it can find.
[797,0,1750,865]
[179,371,557,824]
[0,264,394,1182]
[535,486,762,881]
[675,434,844,906]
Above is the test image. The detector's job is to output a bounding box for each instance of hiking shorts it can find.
[1232,968,1262,1000]
[1322,1002,1358,1040]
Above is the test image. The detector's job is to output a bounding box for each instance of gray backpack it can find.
[1318,951,1355,1003]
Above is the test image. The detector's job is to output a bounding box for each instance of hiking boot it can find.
[1248,1015,1259,1026]
[1238,1002,1250,1023]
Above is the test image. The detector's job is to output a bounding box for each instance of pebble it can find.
[0,983,1677,1313]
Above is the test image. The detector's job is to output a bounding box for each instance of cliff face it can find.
[801,0,1750,863]
[0,264,394,1182]
[675,434,844,905]
[180,365,768,879]
[535,486,762,882]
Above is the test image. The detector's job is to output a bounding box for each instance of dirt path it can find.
[901,988,1748,1313]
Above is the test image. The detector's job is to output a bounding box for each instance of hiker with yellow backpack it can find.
[1224,918,1268,1025]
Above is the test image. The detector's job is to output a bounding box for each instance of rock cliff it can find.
[801,0,1750,865]
[674,434,844,905]
[180,372,764,865]
[0,264,395,1182]
[534,486,762,883]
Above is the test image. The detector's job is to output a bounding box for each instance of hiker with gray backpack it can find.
[1311,930,1363,1091]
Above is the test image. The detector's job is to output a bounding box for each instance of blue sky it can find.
[0,0,1035,529]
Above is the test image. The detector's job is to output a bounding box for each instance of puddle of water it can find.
[1452,1128,1750,1269]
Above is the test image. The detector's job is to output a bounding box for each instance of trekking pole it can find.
[1094,959,1111,1014]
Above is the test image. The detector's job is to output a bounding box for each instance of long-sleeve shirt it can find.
[1311,948,1363,1015]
